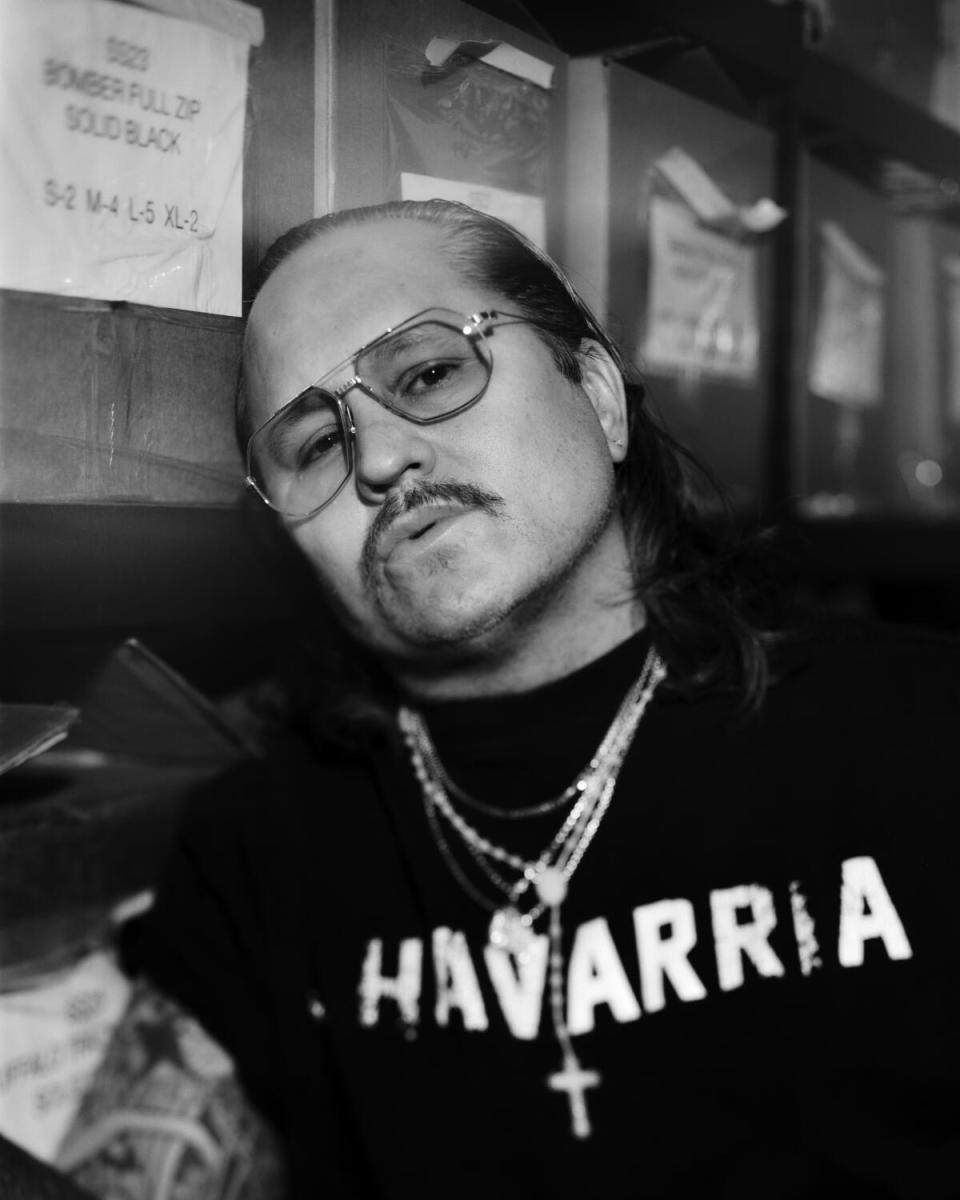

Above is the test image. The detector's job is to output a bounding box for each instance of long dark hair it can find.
[241,199,777,744]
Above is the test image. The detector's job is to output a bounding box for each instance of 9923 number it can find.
[106,37,150,71]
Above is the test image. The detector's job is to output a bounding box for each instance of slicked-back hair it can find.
[241,199,775,739]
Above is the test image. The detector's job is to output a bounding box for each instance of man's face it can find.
[244,220,634,684]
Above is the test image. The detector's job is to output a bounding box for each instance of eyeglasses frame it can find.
[245,307,530,519]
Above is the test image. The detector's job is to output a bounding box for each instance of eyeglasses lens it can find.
[249,319,491,518]
[249,388,349,519]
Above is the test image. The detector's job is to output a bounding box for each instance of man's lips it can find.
[360,482,505,589]
[376,503,474,559]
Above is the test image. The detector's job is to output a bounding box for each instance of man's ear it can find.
[576,338,629,463]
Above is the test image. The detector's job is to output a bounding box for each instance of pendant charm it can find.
[489,907,534,958]
[534,865,568,906]
[548,1051,601,1139]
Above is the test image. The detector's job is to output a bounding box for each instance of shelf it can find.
[510,0,960,218]
[798,52,960,222]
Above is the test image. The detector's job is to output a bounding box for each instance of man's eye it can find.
[296,427,342,469]
[398,358,465,399]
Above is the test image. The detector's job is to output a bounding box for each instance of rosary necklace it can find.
[398,645,667,1139]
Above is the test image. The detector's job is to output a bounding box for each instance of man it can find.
[59,201,960,1198]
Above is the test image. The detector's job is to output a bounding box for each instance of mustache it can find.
[361,480,505,581]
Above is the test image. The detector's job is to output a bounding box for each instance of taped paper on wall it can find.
[654,147,786,236]
[0,0,249,315]
[809,222,885,407]
[424,38,554,89]
[0,948,132,1162]
[641,195,760,381]
[401,172,546,248]
[387,39,551,200]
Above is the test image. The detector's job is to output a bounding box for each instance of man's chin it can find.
[373,590,514,657]
[383,610,504,653]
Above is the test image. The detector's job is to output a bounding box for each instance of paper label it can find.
[138,0,265,46]
[641,195,760,381]
[0,0,248,314]
[400,172,546,249]
[0,948,132,1162]
[809,222,885,407]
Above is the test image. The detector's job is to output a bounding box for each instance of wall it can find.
[0,0,319,702]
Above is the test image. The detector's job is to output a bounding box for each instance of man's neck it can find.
[389,593,646,702]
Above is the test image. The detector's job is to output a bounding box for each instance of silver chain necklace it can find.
[397,645,667,1140]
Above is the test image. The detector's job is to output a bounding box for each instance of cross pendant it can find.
[547,1052,601,1138]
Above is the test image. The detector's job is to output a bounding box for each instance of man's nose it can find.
[349,398,438,499]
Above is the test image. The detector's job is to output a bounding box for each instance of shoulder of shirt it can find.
[654,614,960,715]
[175,724,386,834]
[773,612,960,672]
[758,613,960,723]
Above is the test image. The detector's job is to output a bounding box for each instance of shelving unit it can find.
[499,0,960,625]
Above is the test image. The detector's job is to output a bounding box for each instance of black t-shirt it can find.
[128,620,960,1198]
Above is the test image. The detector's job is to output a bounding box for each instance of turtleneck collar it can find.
[408,628,656,802]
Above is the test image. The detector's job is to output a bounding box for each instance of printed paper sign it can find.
[0,948,132,1162]
[0,0,249,314]
[401,172,546,249]
[809,222,885,407]
[641,195,760,381]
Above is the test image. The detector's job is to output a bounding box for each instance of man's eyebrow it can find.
[364,323,458,366]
